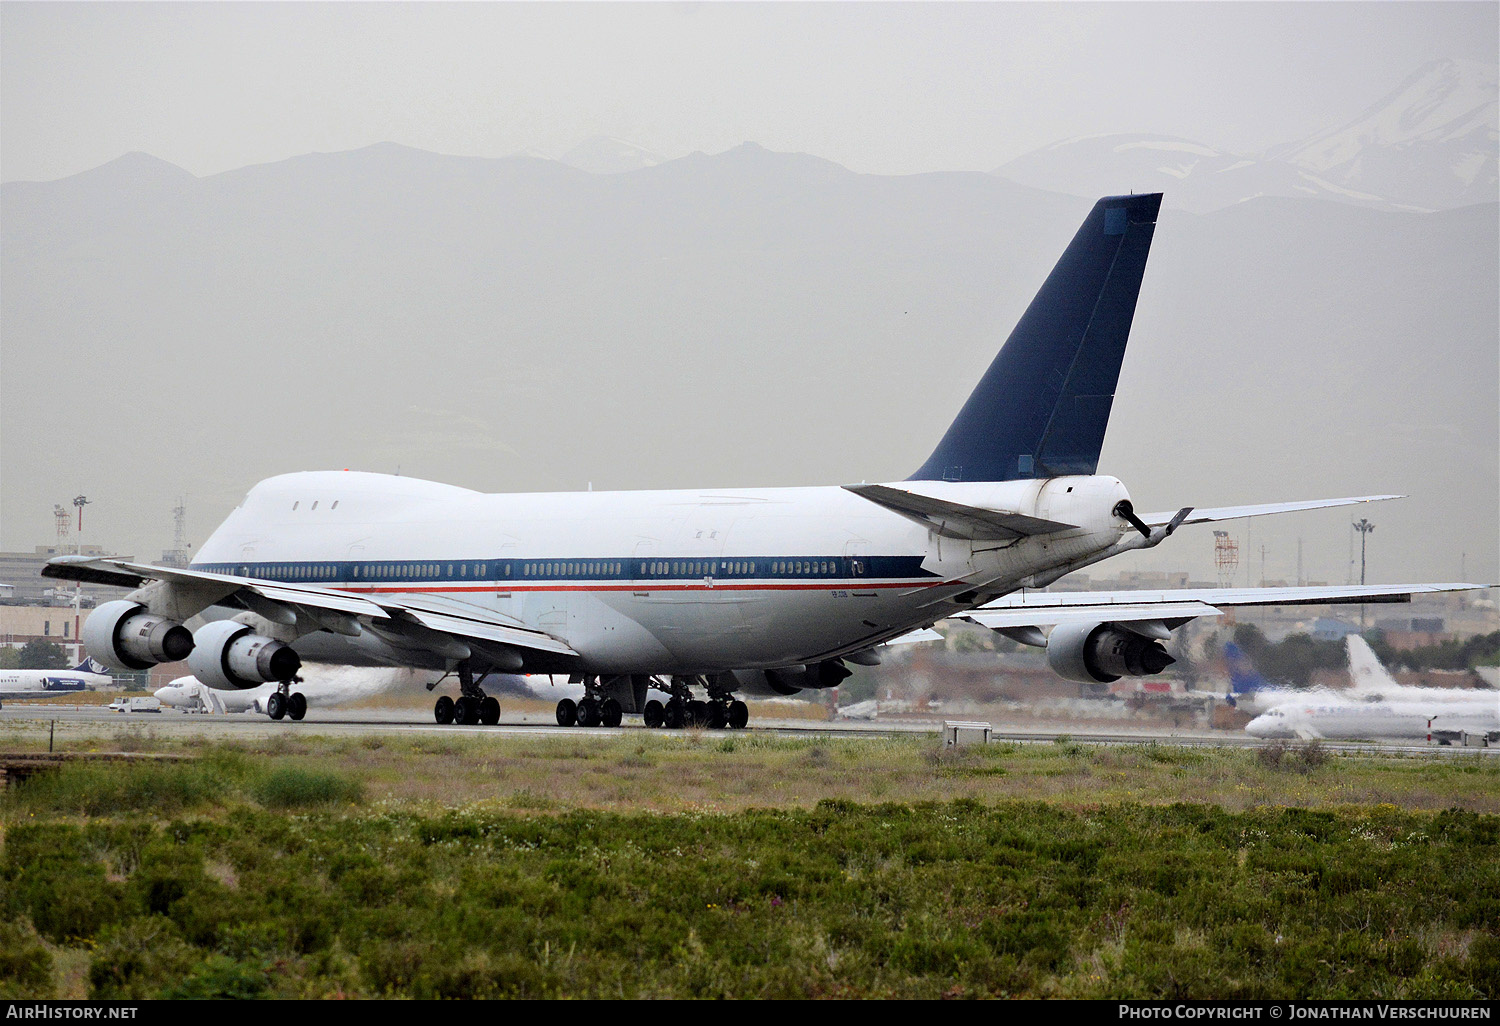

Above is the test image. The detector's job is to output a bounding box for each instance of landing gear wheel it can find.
[287,692,307,721]
[267,693,286,721]
[555,698,578,726]
[577,697,601,728]
[479,696,500,725]
[664,699,685,729]
[434,695,454,724]
[728,700,749,730]
[454,695,480,726]
[705,702,727,729]
[601,698,623,728]
[687,700,708,727]
[643,699,664,728]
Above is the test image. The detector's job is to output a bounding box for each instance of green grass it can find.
[1,735,1497,998]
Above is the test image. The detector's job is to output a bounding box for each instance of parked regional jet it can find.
[155,669,581,718]
[155,677,326,716]
[0,657,113,706]
[1245,694,1499,742]
[44,193,1486,729]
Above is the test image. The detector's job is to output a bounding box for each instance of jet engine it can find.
[81,600,195,671]
[1045,621,1175,684]
[186,620,302,691]
[734,659,854,697]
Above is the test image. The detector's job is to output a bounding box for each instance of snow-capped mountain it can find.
[1272,58,1497,211]
[994,59,1497,213]
[558,136,666,174]
[992,134,1408,214]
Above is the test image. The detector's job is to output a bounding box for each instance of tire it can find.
[434,695,454,724]
[728,701,749,730]
[479,696,500,725]
[267,692,286,721]
[663,699,685,729]
[555,698,577,726]
[287,692,307,721]
[600,698,622,728]
[577,698,601,728]
[706,702,727,729]
[642,699,664,728]
[454,696,476,725]
[687,700,708,727]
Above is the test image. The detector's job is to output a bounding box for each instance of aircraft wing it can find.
[1138,495,1400,527]
[42,556,579,663]
[883,627,945,646]
[963,582,1488,633]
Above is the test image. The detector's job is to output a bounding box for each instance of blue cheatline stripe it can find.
[189,554,938,586]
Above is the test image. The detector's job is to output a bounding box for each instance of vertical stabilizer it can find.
[910,193,1161,482]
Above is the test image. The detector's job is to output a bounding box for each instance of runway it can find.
[2,703,1494,758]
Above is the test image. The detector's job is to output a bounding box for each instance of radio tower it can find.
[161,499,190,568]
[1213,530,1239,588]
[53,504,71,551]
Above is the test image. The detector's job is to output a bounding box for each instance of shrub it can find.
[250,767,363,809]
[0,919,53,998]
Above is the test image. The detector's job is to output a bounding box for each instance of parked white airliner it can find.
[0,658,113,706]
[46,193,1486,728]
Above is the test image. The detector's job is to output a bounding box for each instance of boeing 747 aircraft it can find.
[44,193,1484,727]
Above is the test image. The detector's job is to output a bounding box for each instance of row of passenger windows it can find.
[226,559,859,581]
[352,563,496,580]
[264,565,336,581]
[523,562,623,577]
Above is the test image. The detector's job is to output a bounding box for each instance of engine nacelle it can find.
[1046,621,1175,684]
[82,600,195,671]
[186,620,302,690]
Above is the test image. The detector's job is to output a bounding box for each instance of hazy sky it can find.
[3,1,1496,183]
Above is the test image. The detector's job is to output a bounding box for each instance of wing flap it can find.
[400,608,578,657]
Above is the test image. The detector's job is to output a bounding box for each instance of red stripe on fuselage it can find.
[335,580,949,595]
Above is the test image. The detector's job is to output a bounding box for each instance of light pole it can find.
[1353,518,1375,629]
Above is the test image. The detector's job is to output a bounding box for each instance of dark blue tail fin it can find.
[910,193,1162,482]
[1224,643,1268,697]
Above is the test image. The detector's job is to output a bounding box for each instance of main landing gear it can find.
[432,662,501,726]
[265,679,307,721]
[555,675,749,730]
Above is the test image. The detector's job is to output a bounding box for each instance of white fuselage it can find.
[191,470,1132,675]
[0,669,112,697]
[1246,695,1500,740]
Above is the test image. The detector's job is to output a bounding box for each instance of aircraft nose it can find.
[1245,715,1272,737]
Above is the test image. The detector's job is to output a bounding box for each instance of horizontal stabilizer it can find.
[844,484,1078,541]
[1140,495,1401,527]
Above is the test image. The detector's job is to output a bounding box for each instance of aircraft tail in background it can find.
[1224,642,1272,706]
